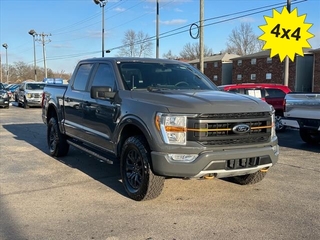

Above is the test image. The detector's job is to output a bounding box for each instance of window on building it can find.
[251,58,257,65]
[237,74,242,81]
[237,60,242,66]
[250,74,256,80]
[214,62,218,67]
[266,73,272,80]
[204,62,207,68]
[267,57,272,63]
[193,64,198,68]
[213,75,218,81]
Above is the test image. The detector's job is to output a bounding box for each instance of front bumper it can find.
[0,98,9,107]
[151,144,279,178]
[25,98,42,107]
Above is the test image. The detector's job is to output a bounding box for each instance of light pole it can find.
[29,29,37,81]
[2,43,8,84]
[93,0,107,57]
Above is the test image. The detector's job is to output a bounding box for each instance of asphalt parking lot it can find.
[1,105,319,240]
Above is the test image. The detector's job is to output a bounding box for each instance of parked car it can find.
[218,83,292,131]
[0,82,10,108]
[5,84,20,100]
[17,81,46,108]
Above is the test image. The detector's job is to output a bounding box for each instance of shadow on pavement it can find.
[3,123,128,199]
[277,129,320,153]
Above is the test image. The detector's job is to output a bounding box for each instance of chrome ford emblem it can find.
[232,124,250,134]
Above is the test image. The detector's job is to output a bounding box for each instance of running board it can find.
[67,140,113,164]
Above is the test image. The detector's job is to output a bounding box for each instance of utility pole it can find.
[156,0,159,58]
[0,53,2,83]
[199,0,204,73]
[36,33,51,79]
[284,0,291,87]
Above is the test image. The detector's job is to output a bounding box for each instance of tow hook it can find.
[203,174,215,180]
[260,168,269,173]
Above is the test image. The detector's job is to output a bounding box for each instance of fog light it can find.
[168,154,198,163]
[272,145,280,156]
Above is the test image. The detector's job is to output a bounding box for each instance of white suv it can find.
[17,81,46,108]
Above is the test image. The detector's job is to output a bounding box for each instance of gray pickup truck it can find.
[42,57,279,201]
[283,92,320,144]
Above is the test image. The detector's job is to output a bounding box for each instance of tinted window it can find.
[25,83,46,90]
[73,63,93,91]
[91,63,116,90]
[265,88,286,98]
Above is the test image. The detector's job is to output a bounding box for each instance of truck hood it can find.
[129,90,272,113]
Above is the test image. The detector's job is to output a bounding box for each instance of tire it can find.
[24,97,29,109]
[120,136,165,201]
[299,128,320,145]
[47,117,69,157]
[232,170,267,185]
[275,115,286,132]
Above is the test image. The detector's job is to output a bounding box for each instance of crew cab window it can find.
[265,88,286,98]
[91,63,116,90]
[73,63,93,91]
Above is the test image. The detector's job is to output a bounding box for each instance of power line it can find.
[45,0,306,61]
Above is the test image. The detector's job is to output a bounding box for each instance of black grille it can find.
[188,112,272,146]
[226,157,260,170]
[198,112,269,119]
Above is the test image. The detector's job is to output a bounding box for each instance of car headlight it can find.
[26,93,32,98]
[271,108,276,138]
[2,93,8,98]
[155,113,188,145]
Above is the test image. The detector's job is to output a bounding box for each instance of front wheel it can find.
[232,170,267,185]
[120,136,165,201]
[299,128,320,145]
[47,117,69,157]
[275,115,286,132]
[23,97,29,109]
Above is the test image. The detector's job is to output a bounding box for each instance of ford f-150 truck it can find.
[283,92,320,144]
[42,57,279,201]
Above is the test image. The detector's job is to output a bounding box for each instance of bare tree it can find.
[225,23,263,55]
[118,30,153,57]
[179,42,213,60]
[162,50,179,60]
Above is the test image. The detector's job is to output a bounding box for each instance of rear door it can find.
[64,63,94,139]
[264,88,286,113]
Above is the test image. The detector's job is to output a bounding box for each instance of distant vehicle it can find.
[218,83,292,131]
[0,82,10,108]
[284,92,320,144]
[43,78,64,84]
[17,81,46,108]
[5,84,20,100]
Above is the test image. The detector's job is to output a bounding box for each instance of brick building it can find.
[188,53,240,86]
[310,48,320,92]
[230,49,318,92]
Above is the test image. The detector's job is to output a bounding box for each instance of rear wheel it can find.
[232,170,267,185]
[120,136,165,201]
[299,128,320,145]
[47,117,69,157]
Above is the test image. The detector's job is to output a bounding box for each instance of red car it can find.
[218,83,292,131]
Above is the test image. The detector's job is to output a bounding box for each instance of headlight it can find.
[26,93,32,98]
[2,93,8,98]
[271,108,276,138]
[155,113,187,145]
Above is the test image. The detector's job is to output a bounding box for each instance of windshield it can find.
[26,83,46,90]
[117,62,218,91]
[0,83,5,90]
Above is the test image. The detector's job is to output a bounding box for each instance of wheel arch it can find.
[115,116,154,158]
